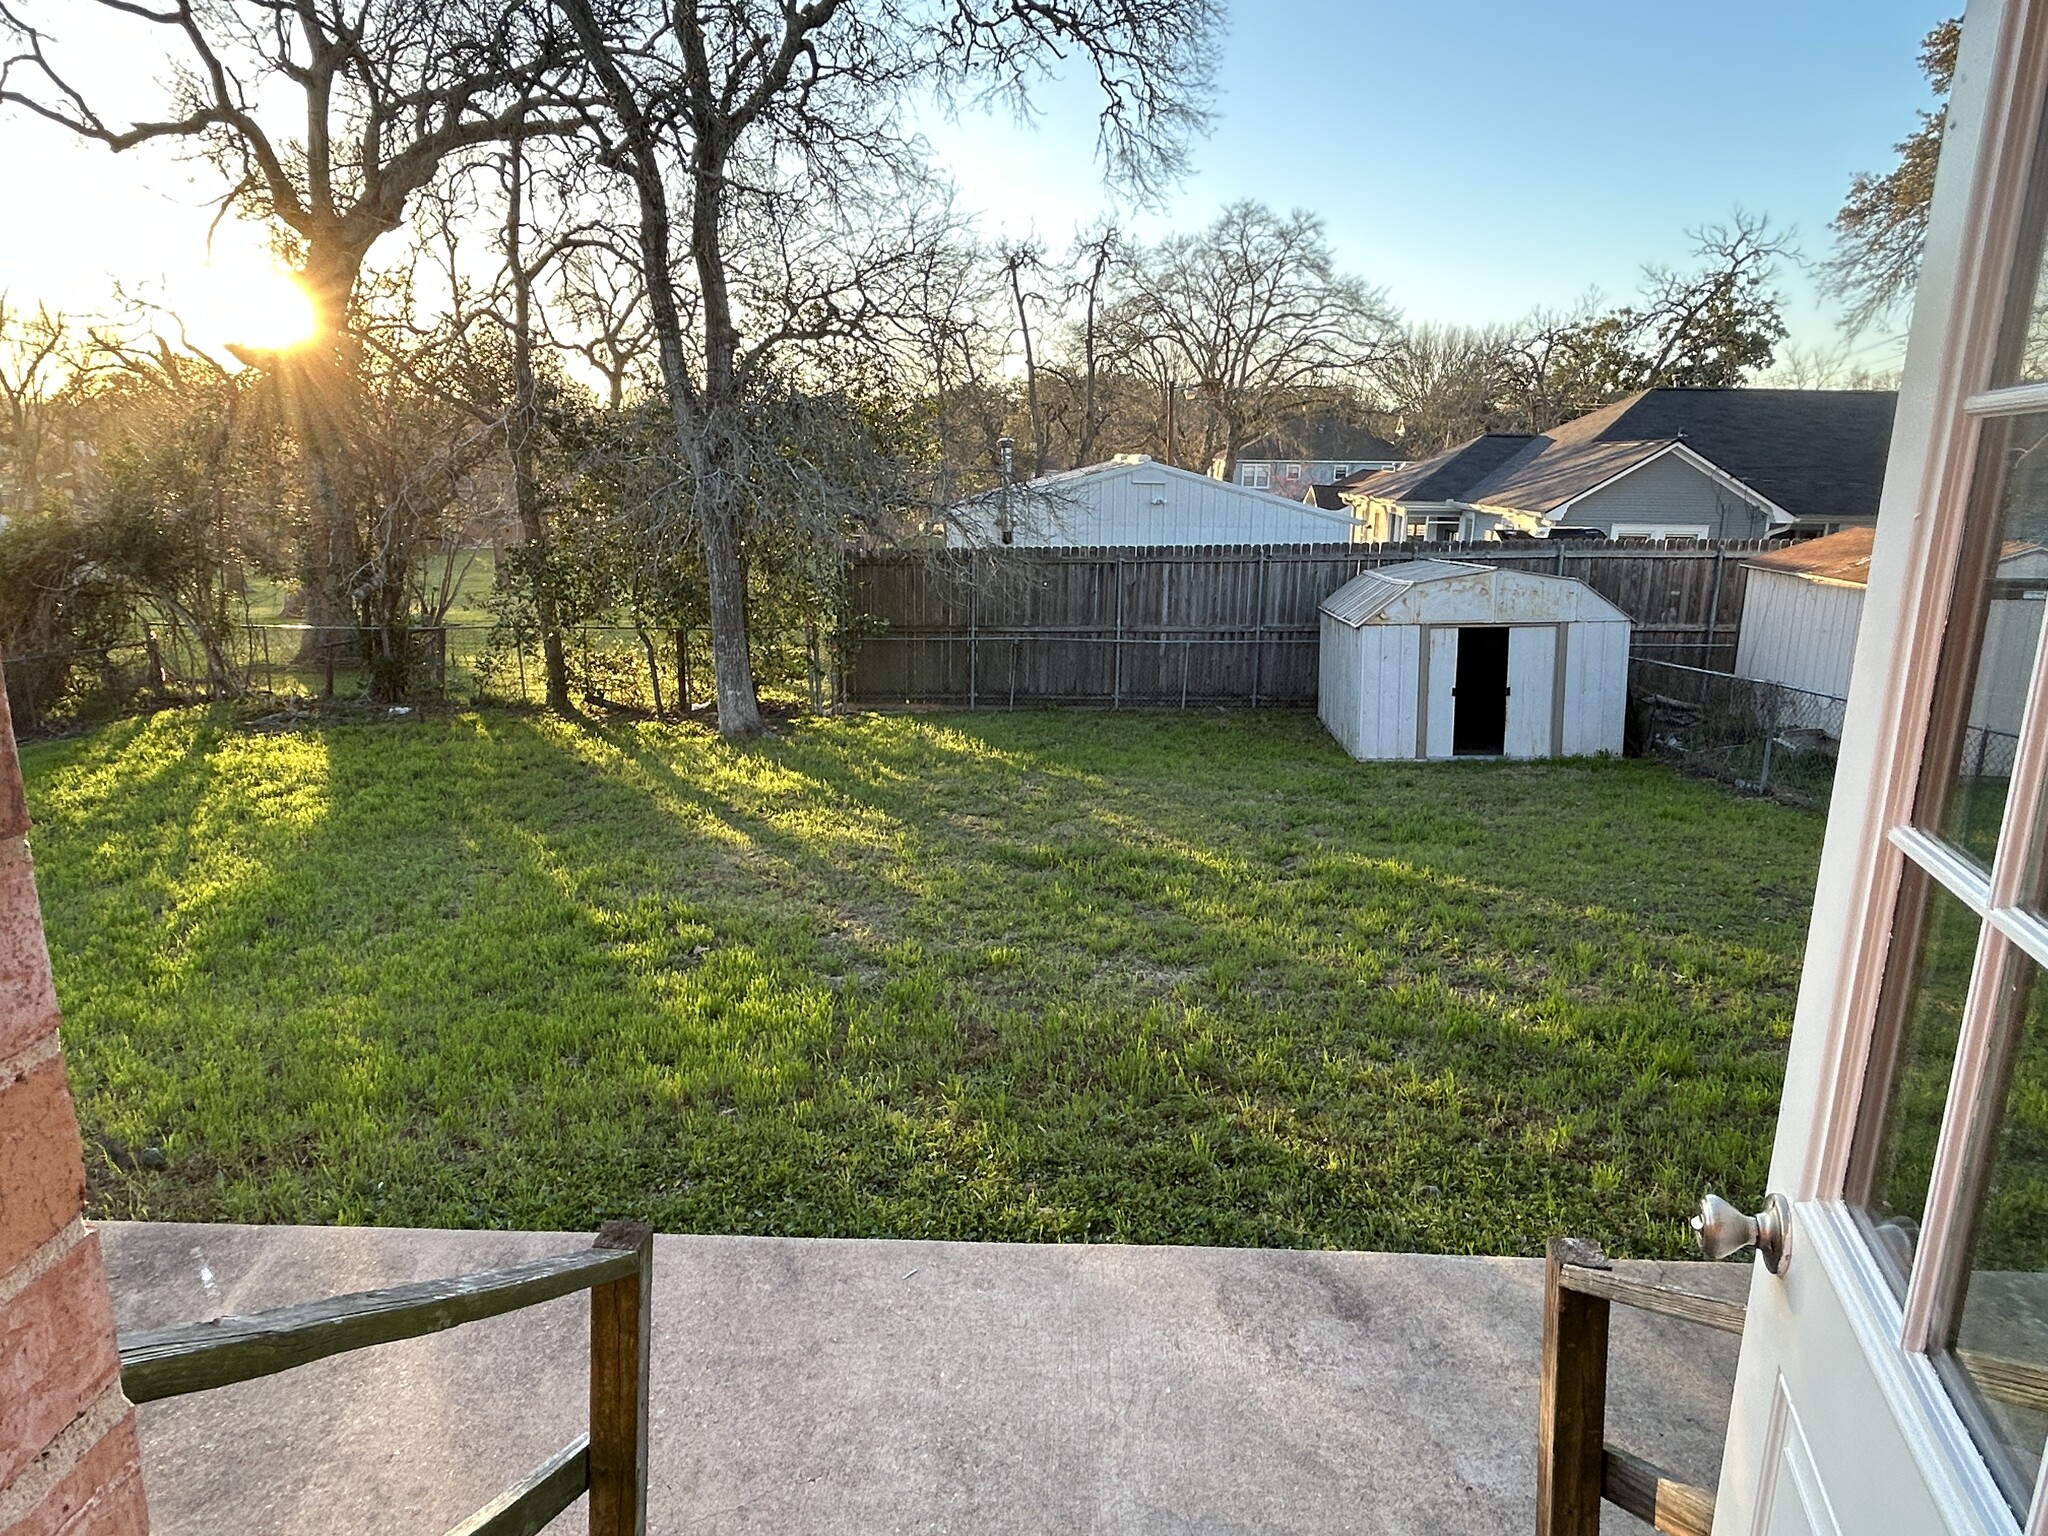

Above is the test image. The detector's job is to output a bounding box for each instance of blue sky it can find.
[1,1,1948,364]
[922,0,1950,364]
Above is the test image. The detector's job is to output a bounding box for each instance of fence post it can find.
[1705,549,1727,670]
[1113,554,1124,710]
[1251,547,1267,709]
[589,1219,653,1536]
[1536,1237,1610,1536]
[968,576,979,711]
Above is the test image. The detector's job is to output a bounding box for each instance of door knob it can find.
[1692,1192,1791,1274]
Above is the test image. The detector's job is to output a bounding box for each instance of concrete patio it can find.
[99,1223,1747,1535]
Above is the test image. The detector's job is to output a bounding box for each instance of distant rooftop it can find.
[1339,389,1898,524]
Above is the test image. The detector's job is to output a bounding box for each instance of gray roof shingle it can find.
[1341,389,1899,522]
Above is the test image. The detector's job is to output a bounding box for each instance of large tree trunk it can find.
[559,0,761,738]
[687,161,765,739]
[506,134,572,713]
[285,249,366,668]
[697,475,757,731]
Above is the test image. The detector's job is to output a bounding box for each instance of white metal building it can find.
[944,455,1358,547]
[1317,560,1631,760]
[1736,526,2048,740]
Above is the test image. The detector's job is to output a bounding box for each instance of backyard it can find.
[21,707,1824,1258]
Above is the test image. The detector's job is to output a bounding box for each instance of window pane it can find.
[1849,870,1982,1296]
[1995,101,2048,387]
[1916,413,2048,867]
[1940,950,2048,1514]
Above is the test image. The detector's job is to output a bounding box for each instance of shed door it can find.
[1424,627,1458,758]
[1714,5,2048,1532]
[1504,627,1557,759]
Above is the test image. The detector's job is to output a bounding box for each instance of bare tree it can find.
[0,0,583,667]
[551,0,1219,738]
[1375,322,1521,455]
[553,246,654,411]
[1117,202,1395,480]
[0,298,95,515]
[1041,222,1123,469]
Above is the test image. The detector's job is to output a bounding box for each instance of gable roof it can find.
[1339,389,1898,523]
[1320,560,1632,627]
[1321,561,1488,624]
[1338,434,1537,503]
[1238,417,1404,463]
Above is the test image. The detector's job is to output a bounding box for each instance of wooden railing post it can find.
[1537,1237,1610,1536]
[588,1220,653,1536]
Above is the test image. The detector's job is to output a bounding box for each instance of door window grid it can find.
[1877,382,2048,1531]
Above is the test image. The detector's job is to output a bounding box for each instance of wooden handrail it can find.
[1536,1237,1726,1536]
[119,1246,638,1403]
[1557,1261,1747,1337]
[1957,1347,2048,1413]
[1602,1445,1715,1536]
[443,1437,589,1536]
[117,1222,654,1536]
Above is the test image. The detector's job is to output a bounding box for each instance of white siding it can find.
[1424,628,1459,759]
[1560,621,1629,756]
[1318,622,1422,759]
[1969,594,2047,737]
[1318,613,1360,757]
[1505,627,1557,758]
[1734,570,1864,701]
[949,459,1355,547]
[1361,626,1420,758]
[1736,556,2044,741]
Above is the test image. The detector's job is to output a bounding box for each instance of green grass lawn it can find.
[21,707,1824,1257]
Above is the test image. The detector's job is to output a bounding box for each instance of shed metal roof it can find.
[1320,561,1631,628]
[1320,561,1491,625]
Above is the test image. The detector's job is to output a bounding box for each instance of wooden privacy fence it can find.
[118,1221,654,1536]
[842,541,1771,709]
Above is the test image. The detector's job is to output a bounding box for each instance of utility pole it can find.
[998,435,1015,545]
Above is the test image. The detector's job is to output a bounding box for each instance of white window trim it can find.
[1609,522,1712,542]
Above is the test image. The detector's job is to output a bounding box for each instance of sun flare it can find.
[186,258,319,352]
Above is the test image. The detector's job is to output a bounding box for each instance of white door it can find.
[1505,627,1557,758]
[1715,5,2048,1532]
[1425,627,1458,758]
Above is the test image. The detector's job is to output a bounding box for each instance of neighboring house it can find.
[944,455,1357,547]
[1218,419,1403,496]
[1335,388,1898,543]
[1736,526,2048,744]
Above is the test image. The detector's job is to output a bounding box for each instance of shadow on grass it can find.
[24,707,1821,1257]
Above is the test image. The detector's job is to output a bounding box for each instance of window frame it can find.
[1756,5,2048,1531]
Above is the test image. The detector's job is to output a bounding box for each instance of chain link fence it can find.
[2,619,841,735]
[1631,659,2022,806]
[1630,659,1854,805]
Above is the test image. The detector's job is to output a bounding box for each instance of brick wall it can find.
[0,673,149,1534]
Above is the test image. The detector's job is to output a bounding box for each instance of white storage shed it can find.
[1318,560,1631,760]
